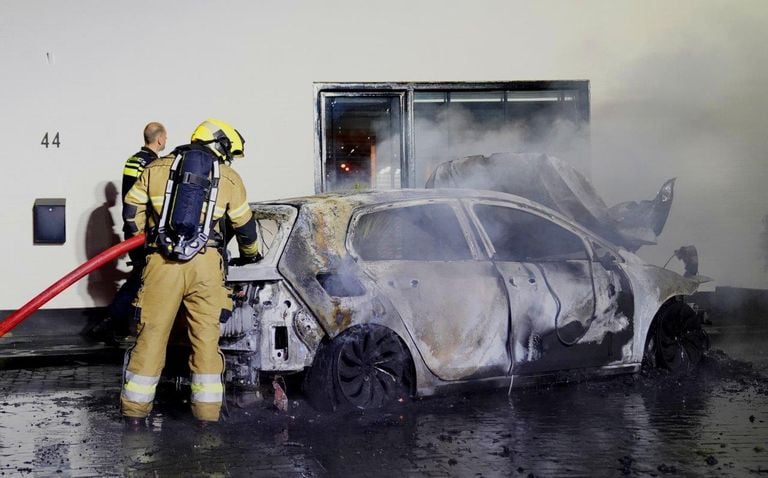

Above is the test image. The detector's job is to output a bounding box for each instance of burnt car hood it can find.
[425,152,674,252]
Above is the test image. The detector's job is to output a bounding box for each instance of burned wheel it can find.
[334,326,411,409]
[645,301,709,373]
[304,325,413,411]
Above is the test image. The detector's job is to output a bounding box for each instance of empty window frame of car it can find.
[351,203,473,261]
[472,204,588,262]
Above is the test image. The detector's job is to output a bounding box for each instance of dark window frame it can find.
[314,81,590,193]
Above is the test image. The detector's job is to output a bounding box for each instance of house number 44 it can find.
[41,132,60,148]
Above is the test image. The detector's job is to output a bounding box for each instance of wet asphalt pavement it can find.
[1,322,767,477]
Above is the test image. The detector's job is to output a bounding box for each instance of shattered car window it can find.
[250,205,297,260]
[474,205,588,262]
[256,217,279,255]
[353,203,472,261]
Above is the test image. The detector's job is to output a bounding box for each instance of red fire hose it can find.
[0,234,145,337]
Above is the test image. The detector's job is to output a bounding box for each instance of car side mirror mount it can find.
[597,252,616,268]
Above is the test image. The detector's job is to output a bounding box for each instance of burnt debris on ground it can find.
[0,344,766,477]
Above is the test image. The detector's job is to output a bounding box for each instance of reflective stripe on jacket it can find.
[123,148,259,258]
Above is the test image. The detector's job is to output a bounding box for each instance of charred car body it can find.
[222,185,709,410]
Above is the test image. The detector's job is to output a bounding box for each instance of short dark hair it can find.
[143,122,166,145]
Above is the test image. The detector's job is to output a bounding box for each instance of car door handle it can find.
[387,279,419,289]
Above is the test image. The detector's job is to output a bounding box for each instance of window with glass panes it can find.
[314,82,589,192]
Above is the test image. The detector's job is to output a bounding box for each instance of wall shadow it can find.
[84,182,127,305]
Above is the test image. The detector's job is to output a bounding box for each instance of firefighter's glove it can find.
[229,253,262,267]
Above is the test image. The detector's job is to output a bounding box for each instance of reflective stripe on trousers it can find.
[121,251,231,421]
[122,371,160,404]
[190,373,224,403]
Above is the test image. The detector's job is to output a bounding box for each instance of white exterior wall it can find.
[0,0,766,310]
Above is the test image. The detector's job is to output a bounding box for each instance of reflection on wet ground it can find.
[1,332,766,476]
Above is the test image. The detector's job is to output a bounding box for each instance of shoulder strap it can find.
[199,160,220,243]
[155,147,221,259]
[155,154,184,239]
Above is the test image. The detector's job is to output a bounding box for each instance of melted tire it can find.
[303,339,338,411]
[645,301,709,373]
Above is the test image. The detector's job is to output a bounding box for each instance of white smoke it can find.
[412,104,591,186]
[588,7,768,289]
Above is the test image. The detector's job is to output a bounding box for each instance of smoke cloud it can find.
[385,5,768,290]
[587,6,768,289]
[413,105,590,186]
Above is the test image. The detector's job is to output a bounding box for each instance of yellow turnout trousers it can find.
[120,250,231,422]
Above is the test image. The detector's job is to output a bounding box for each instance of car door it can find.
[467,200,621,373]
[349,200,512,381]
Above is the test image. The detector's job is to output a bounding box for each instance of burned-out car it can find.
[222,189,709,410]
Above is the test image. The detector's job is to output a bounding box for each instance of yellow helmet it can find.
[190,119,245,161]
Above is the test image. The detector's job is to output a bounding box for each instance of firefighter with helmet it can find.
[120,119,260,426]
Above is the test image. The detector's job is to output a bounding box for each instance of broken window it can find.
[474,205,587,262]
[352,203,472,261]
[228,205,297,263]
[315,82,589,192]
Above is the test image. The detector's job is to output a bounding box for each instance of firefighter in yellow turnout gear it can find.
[121,119,260,424]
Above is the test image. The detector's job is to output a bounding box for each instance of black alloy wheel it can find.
[333,326,411,409]
[648,301,709,373]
